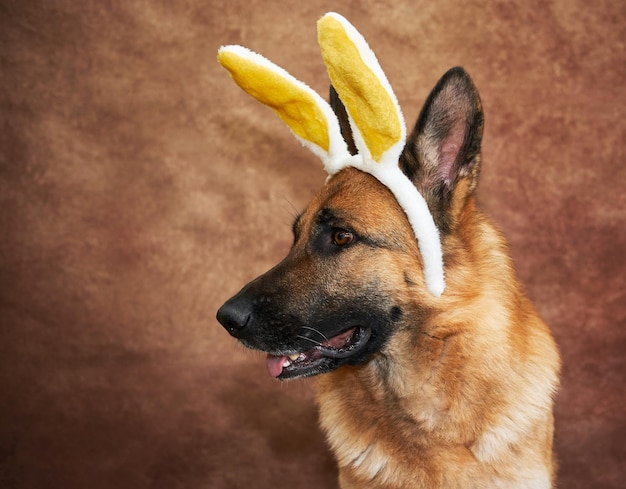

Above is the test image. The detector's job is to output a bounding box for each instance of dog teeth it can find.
[282,354,300,368]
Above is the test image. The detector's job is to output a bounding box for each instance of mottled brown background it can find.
[1,1,624,488]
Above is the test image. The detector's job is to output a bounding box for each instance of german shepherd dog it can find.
[217,66,560,488]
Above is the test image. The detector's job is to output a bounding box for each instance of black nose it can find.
[216,297,252,337]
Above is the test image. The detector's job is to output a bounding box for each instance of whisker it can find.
[302,326,330,342]
[282,196,301,220]
[297,334,323,346]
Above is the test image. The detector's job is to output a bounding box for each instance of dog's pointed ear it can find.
[329,85,358,156]
[400,67,484,234]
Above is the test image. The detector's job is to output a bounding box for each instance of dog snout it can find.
[216,296,252,337]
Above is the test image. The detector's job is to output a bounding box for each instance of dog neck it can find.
[314,212,559,486]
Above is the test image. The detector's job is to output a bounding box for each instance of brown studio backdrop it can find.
[0,1,624,488]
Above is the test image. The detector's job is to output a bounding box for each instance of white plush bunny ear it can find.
[318,13,445,296]
[217,45,352,175]
[317,12,406,167]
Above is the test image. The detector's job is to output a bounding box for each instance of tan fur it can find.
[304,168,561,488]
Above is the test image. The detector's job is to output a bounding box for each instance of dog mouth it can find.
[266,326,371,379]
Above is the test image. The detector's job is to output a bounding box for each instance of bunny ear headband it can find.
[218,12,445,297]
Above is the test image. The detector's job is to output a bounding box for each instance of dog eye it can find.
[332,229,354,246]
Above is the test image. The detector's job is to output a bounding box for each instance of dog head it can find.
[216,14,483,380]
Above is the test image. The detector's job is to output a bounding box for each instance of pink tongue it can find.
[266,354,287,378]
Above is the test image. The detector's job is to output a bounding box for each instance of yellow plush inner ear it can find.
[318,15,401,163]
[218,49,330,152]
